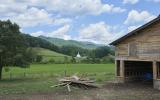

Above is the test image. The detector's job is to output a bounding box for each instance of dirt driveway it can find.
[1,82,160,100]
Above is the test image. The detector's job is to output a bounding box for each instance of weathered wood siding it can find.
[115,21,160,61]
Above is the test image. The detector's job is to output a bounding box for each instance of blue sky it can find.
[0,0,160,44]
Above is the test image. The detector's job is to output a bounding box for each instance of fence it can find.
[2,71,115,81]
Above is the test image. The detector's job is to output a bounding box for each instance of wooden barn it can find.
[110,15,160,89]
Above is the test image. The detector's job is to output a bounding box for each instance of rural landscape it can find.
[0,0,160,100]
[0,20,117,99]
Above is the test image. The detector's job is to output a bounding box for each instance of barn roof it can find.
[110,15,160,45]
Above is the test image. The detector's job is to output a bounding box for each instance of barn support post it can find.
[120,60,125,77]
[120,60,125,82]
[153,61,157,80]
[116,60,125,83]
[115,60,117,77]
[152,61,160,90]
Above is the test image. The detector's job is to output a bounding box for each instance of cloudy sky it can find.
[0,0,160,44]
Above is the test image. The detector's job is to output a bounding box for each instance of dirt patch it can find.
[1,82,160,100]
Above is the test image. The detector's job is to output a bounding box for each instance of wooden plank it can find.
[67,84,71,92]
[120,60,125,79]
[115,60,117,76]
[51,83,67,87]
[153,61,157,80]
[158,63,160,79]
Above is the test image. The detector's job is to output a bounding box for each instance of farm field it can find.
[2,64,159,100]
[32,47,72,62]
[0,64,115,95]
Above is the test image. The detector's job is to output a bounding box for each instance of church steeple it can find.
[76,52,81,58]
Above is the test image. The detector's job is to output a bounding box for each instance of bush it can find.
[49,59,55,63]
[4,67,10,72]
[36,55,43,62]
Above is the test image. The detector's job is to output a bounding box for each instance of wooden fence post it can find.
[64,70,67,77]
[10,73,12,80]
[24,72,26,78]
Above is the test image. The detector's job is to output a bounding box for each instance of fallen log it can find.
[51,83,68,88]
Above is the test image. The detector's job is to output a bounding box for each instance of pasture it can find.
[32,47,72,62]
[0,64,115,94]
[1,64,160,100]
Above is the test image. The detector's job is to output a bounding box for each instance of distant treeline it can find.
[23,34,114,59]
[23,34,60,53]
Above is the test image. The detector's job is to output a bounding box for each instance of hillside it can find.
[39,36,103,49]
[32,47,72,63]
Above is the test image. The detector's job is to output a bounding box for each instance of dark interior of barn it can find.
[124,61,153,83]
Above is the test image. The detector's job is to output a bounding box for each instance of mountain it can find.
[39,36,103,49]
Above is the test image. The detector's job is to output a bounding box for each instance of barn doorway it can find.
[124,61,153,84]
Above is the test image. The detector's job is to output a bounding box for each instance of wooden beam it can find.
[67,84,71,92]
[153,61,157,80]
[120,60,125,78]
[115,60,117,76]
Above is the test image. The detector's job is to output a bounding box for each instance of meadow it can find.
[32,47,72,62]
[0,64,115,94]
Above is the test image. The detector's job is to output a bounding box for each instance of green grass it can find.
[0,64,115,94]
[32,47,72,62]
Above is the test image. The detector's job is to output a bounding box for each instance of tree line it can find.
[23,33,114,59]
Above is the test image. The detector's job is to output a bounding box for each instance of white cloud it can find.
[8,7,71,28]
[127,25,140,32]
[44,0,126,16]
[123,0,139,4]
[47,25,70,38]
[0,0,126,28]
[78,22,120,44]
[53,18,72,26]
[31,25,71,40]
[10,7,53,27]
[124,10,156,25]
[0,1,27,17]
[0,0,126,17]
[30,31,45,37]
[146,0,160,2]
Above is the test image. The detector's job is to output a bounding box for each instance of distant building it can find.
[76,52,81,58]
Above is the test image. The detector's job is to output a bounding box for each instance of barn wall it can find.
[115,21,160,61]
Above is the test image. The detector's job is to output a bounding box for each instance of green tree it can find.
[71,56,76,63]
[94,46,114,58]
[36,55,43,62]
[0,20,30,80]
[64,56,69,63]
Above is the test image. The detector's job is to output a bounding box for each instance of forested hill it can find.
[22,34,92,57]
[23,34,60,53]
[23,34,114,58]
[0,20,114,58]
[39,36,103,49]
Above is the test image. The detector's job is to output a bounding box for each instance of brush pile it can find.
[51,75,98,92]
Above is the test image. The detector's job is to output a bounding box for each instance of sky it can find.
[0,0,160,44]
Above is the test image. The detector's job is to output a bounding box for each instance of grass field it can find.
[0,64,115,94]
[32,47,72,62]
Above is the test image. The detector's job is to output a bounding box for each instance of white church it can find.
[76,52,81,58]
